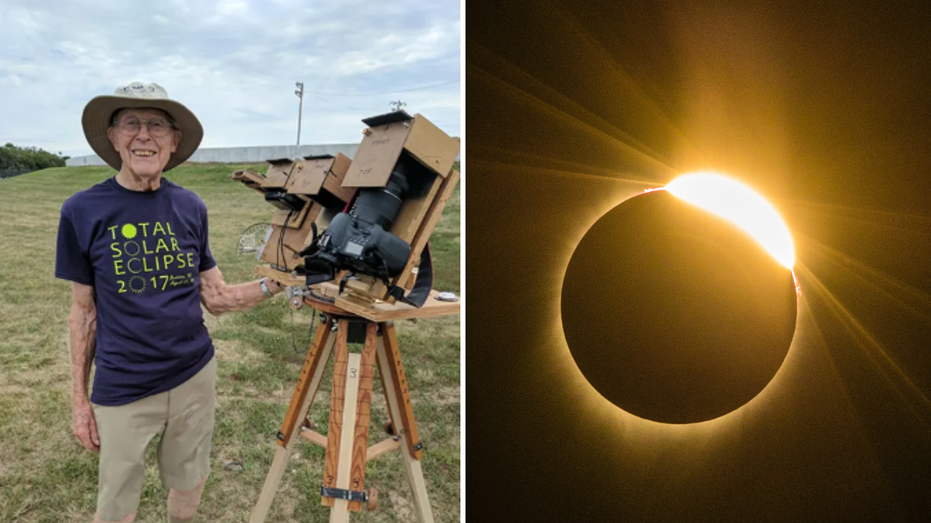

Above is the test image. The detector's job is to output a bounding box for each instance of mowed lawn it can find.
[0,164,460,522]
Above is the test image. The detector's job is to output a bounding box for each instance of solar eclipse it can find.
[561,173,798,424]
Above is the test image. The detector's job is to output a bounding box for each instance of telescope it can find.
[232,109,460,307]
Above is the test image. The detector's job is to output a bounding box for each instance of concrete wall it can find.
[65,155,108,167]
[66,143,360,167]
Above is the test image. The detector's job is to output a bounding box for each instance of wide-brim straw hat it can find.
[82,82,203,172]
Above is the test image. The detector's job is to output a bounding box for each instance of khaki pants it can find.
[92,357,217,521]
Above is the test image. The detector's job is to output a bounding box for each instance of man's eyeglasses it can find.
[114,117,176,137]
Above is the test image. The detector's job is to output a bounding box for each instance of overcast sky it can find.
[0,0,461,158]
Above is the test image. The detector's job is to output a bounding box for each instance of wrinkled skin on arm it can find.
[198,266,283,316]
[69,282,99,451]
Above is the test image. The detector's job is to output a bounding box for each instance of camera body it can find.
[303,148,433,287]
[303,212,409,285]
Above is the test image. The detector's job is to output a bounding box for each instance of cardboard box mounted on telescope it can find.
[285,153,354,210]
[260,158,296,188]
[259,201,321,271]
[245,157,305,229]
[228,157,309,270]
[229,169,266,193]
[230,158,296,194]
[258,157,355,272]
[343,112,459,188]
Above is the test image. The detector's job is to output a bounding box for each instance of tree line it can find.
[0,143,68,179]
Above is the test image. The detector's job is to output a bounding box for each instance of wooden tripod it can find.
[250,307,435,523]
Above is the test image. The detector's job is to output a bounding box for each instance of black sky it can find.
[466,1,931,521]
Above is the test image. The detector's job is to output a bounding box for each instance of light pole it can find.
[295,82,304,154]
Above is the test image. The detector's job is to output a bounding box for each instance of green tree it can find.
[0,143,67,179]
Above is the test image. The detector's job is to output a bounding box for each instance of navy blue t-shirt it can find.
[55,177,217,406]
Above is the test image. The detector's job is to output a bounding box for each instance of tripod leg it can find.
[324,320,360,523]
[376,323,435,523]
[322,320,350,508]
[250,319,335,523]
[348,322,378,512]
[380,322,423,459]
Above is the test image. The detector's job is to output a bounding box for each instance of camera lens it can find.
[353,153,417,229]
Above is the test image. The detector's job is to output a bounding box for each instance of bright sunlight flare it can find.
[665,172,795,269]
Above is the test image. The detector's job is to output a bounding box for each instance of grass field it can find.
[0,163,460,522]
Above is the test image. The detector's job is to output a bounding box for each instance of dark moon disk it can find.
[561,189,798,424]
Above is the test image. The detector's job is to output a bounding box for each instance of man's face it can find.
[107,108,181,177]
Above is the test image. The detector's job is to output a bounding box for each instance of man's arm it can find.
[69,281,99,451]
[199,266,284,315]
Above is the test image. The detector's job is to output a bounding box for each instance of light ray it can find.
[794,233,931,323]
[549,2,703,158]
[470,158,660,185]
[469,145,666,184]
[792,284,889,478]
[468,49,681,175]
[783,198,931,223]
[795,264,931,427]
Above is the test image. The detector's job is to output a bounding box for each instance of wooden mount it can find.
[253,266,461,323]
[250,310,437,523]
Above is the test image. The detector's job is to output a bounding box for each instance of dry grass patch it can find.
[418,386,461,407]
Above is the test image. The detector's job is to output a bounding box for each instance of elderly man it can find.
[56,82,283,523]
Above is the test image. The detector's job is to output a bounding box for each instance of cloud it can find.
[0,0,461,157]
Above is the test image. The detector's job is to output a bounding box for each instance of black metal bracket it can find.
[346,319,369,344]
[413,441,423,451]
[320,486,368,502]
[362,109,412,127]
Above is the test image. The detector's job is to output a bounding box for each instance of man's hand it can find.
[72,400,99,451]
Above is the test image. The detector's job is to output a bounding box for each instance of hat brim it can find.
[82,96,203,172]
